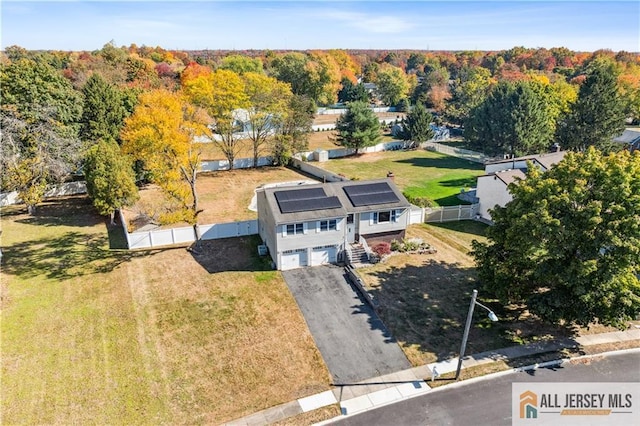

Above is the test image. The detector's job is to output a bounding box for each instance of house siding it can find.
[476,175,514,220]
[277,218,345,252]
[357,209,409,236]
[257,189,278,265]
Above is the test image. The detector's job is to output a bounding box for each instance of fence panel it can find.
[289,158,349,182]
[201,156,272,172]
[424,204,479,223]
[409,206,424,224]
[124,223,261,249]
[1,181,87,207]
[120,207,259,249]
[150,229,176,247]
[201,220,257,240]
[173,227,197,244]
[127,232,153,250]
[421,142,488,164]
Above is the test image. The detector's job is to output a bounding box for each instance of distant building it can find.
[613,128,640,152]
[476,151,567,221]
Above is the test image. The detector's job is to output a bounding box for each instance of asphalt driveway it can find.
[282,265,410,384]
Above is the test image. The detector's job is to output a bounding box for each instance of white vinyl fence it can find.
[297,140,415,162]
[289,158,350,182]
[421,142,489,164]
[423,204,479,223]
[119,210,258,249]
[316,106,395,115]
[201,156,273,172]
[0,181,87,207]
[409,206,425,224]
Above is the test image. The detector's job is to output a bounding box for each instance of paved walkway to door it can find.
[282,265,411,384]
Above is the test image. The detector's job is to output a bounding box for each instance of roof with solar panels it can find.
[261,178,410,224]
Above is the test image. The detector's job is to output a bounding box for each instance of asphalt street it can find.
[282,265,411,384]
[331,351,640,426]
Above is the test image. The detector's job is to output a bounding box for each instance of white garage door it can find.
[311,245,337,266]
[281,249,308,270]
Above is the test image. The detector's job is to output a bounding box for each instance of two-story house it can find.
[256,179,411,270]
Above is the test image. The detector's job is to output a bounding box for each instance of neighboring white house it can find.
[476,151,567,221]
[613,128,640,152]
[256,178,411,270]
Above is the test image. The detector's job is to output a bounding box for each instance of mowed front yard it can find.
[357,222,621,367]
[0,197,330,424]
[316,149,485,206]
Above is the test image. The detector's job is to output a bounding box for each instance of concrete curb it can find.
[225,331,640,425]
[316,347,640,424]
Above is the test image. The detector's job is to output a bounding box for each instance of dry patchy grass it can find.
[272,404,342,426]
[357,222,622,368]
[123,166,319,230]
[1,197,330,424]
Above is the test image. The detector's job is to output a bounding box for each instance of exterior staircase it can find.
[348,243,373,268]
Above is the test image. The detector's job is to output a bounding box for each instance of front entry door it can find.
[346,214,356,243]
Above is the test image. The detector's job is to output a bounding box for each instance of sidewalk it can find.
[225,327,640,425]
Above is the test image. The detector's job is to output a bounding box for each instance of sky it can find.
[1,1,639,52]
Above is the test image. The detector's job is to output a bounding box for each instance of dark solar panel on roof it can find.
[277,196,342,213]
[274,187,326,202]
[274,187,343,213]
[343,182,392,196]
[343,182,400,207]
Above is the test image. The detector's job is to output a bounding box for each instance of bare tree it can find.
[1,107,82,214]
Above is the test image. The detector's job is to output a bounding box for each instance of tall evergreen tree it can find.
[334,101,381,154]
[84,139,139,224]
[556,58,626,152]
[337,78,369,103]
[80,74,128,143]
[401,103,434,142]
[464,80,553,157]
[337,77,355,103]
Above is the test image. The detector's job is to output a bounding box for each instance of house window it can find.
[285,223,304,235]
[373,210,398,224]
[347,214,354,224]
[319,219,337,232]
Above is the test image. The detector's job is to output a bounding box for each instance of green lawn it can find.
[317,149,485,206]
[1,197,330,424]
